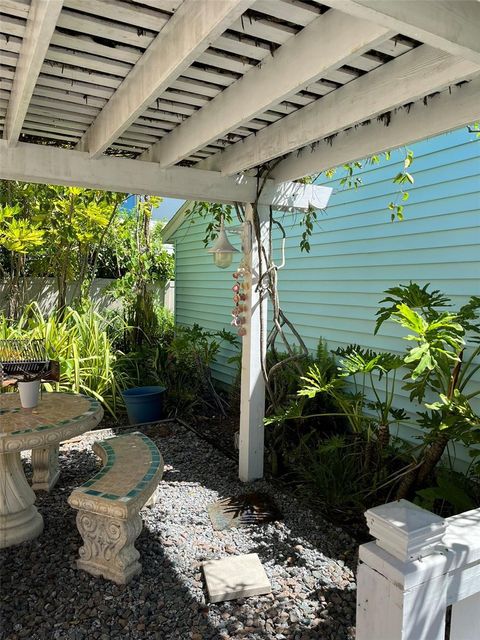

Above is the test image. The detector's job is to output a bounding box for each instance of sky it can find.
[153,197,184,222]
[123,195,184,222]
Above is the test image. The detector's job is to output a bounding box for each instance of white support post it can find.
[238,203,269,482]
[356,500,480,640]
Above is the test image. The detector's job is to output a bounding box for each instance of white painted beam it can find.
[201,45,480,175]
[325,0,480,65]
[0,140,332,209]
[140,10,391,166]
[4,0,63,145]
[272,78,480,182]
[76,0,252,158]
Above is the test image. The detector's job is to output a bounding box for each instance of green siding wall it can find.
[171,127,480,462]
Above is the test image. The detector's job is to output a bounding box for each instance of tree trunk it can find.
[395,432,450,500]
[377,423,390,450]
[417,433,450,485]
[56,271,67,316]
[395,464,418,500]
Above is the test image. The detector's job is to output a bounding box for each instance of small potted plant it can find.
[1,339,59,409]
[17,372,42,409]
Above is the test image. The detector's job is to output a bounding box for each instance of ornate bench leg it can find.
[32,444,60,492]
[75,511,143,584]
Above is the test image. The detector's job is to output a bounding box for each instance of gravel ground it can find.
[1,422,357,640]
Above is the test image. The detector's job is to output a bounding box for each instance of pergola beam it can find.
[325,0,480,65]
[0,140,331,208]
[272,78,480,183]
[141,10,391,166]
[76,0,252,158]
[3,0,63,145]
[201,45,480,176]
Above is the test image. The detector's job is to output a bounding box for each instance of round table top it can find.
[0,392,104,454]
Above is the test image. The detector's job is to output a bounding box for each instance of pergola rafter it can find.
[141,10,392,166]
[76,0,252,157]
[325,0,480,65]
[1,0,479,482]
[272,77,480,183]
[200,45,479,175]
[3,0,63,145]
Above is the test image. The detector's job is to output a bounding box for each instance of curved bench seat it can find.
[68,432,164,584]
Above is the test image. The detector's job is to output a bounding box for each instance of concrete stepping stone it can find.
[203,553,271,603]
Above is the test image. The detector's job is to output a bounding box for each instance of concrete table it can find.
[0,392,103,548]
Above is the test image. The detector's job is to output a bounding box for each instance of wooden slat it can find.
[63,0,169,31]
[40,61,121,89]
[0,14,25,38]
[0,34,21,54]
[253,0,320,26]
[56,9,155,49]
[0,50,18,68]
[197,49,254,75]
[35,73,114,99]
[50,32,141,65]
[172,77,221,99]
[214,31,273,61]
[44,47,131,77]
[228,14,298,44]
[0,0,30,19]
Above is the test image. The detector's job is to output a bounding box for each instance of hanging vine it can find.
[245,164,312,413]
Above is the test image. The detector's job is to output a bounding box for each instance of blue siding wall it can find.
[171,127,480,462]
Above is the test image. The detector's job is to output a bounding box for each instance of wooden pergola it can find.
[0,0,479,481]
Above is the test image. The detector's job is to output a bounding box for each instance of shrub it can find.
[0,303,133,416]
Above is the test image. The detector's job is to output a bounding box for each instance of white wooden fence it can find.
[356,499,480,640]
[0,278,175,314]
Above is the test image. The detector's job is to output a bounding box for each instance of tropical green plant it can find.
[0,303,134,416]
[266,284,480,506]
[108,197,174,350]
[375,283,480,498]
[0,202,46,319]
[296,353,401,477]
[415,467,476,515]
[334,345,407,450]
[289,434,369,516]
[0,181,127,314]
[134,323,239,418]
[263,339,348,475]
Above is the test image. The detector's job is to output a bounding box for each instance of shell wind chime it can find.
[231,260,250,337]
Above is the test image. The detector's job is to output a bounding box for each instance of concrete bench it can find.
[68,432,164,584]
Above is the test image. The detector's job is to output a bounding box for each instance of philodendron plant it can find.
[375,283,480,499]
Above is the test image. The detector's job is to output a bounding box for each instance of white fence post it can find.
[356,500,480,640]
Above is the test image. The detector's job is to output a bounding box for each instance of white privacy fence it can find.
[356,499,480,640]
[0,278,175,315]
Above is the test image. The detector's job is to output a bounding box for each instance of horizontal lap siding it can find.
[171,128,480,465]
[173,218,241,385]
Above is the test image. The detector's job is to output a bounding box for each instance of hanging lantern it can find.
[207,217,239,269]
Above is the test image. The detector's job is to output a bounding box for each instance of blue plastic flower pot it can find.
[121,386,166,425]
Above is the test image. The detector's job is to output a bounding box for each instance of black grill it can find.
[0,339,59,382]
